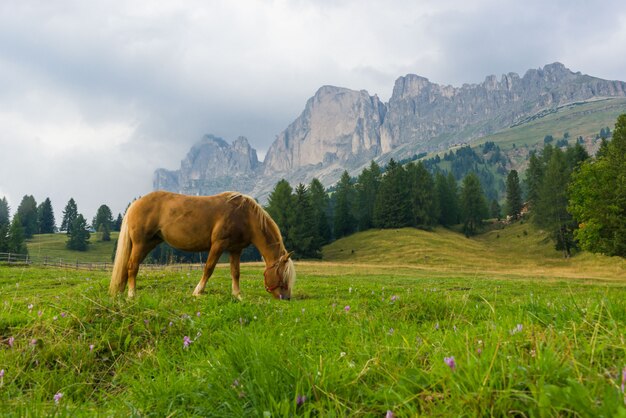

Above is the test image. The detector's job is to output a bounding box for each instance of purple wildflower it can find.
[0,369,4,378]
[144,319,149,325]
[30,339,37,346]
[183,335,192,348]
[388,328,394,335]
[296,395,307,406]
[168,321,173,327]
[196,311,201,317]
[344,305,350,312]
[386,411,395,418]
[89,344,95,351]
[38,310,43,317]
[444,356,456,371]
[390,295,397,302]
[510,324,523,335]
[434,322,439,330]
[8,337,14,348]
[53,392,63,404]
[622,366,626,393]
[60,312,66,318]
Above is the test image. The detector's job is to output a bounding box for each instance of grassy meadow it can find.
[1,223,625,416]
[25,233,120,263]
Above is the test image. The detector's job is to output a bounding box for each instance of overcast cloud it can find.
[1,0,625,219]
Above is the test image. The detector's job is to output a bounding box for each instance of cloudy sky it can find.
[1,0,625,220]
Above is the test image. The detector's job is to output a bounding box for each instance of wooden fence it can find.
[0,252,206,272]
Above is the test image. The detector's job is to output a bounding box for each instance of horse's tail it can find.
[110,213,131,296]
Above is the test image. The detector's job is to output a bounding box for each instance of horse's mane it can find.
[225,192,283,249]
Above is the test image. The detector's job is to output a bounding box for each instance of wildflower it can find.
[168,321,173,327]
[621,366,626,393]
[232,379,240,388]
[510,324,523,335]
[434,322,439,330]
[183,336,192,348]
[60,312,67,318]
[196,311,201,317]
[344,305,350,312]
[349,287,352,293]
[54,392,63,404]
[390,295,397,302]
[38,310,43,317]
[89,344,95,351]
[444,356,456,371]
[28,304,33,311]
[144,319,149,325]
[297,395,307,406]
[301,308,305,313]
[453,325,457,333]
[53,316,58,321]
[386,411,395,418]
[340,352,346,358]
[0,369,4,378]
[8,337,14,348]
[30,339,38,346]
[388,328,394,335]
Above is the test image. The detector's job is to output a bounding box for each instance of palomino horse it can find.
[109,191,295,300]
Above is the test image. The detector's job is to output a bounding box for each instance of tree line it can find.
[0,196,123,255]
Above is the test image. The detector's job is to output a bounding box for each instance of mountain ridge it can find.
[153,63,626,201]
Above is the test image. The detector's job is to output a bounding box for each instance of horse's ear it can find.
[282,251,294,262]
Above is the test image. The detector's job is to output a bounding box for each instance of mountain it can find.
[153,135,260,196]
[153,63,626,200]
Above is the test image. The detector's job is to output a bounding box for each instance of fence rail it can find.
[0,252,206,272]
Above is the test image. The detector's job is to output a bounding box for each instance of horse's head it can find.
[264,251,295,300]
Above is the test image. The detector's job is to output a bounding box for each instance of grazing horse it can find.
[109,191,295,300]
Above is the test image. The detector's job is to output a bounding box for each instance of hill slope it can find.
[322,223,625,281]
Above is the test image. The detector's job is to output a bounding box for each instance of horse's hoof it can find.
[192,290,205,297]
[232,294,243,302]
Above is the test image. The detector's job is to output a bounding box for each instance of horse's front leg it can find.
[193,244,223,296]
[229,251,242,300]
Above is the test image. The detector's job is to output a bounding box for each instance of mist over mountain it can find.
[153,63,626,200]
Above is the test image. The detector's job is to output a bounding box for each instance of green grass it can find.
[1,225,626,416]
[26,233,119,263]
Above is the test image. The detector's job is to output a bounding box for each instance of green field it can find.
[1,224,625,416]
[26,233,119,263]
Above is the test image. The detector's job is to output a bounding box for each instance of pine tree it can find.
[525,152,543,209]
[356,161,382,230]
[374,159,411,228]
[0,197,9,252]
[534,148,575,257]
[114,213,123,232]
[309,178,331,247]
[66,214,90,251]
[61,198,78,233]
[37,198,56,233]
[333,171,357,238]
[460,172,489,236]
[7,216,28,255]
[505,170,523,219]
[92,204,114,236]
[16,195,38,238]
[490,199,502,220]
[265,180,294,247]
[569,114,626,256]
[406,161,437,227]
[288,184,319,258]
[435,172,459,226]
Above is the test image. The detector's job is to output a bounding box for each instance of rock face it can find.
[154,63,626,200]
[153,135,260,196]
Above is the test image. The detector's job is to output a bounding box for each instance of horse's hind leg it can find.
[229,251,242,300]
[127,240,160,298]
[193,243,224,296]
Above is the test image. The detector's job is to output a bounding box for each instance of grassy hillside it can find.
[26,232,119,263]
[322,222,625,281]
[480,98,626,150]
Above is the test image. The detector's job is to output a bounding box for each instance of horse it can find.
[109,191,295,300]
